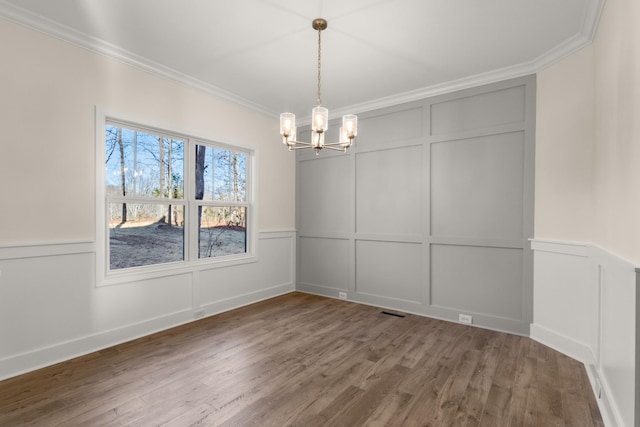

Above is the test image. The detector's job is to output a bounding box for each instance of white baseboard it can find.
[530,323,595,365]
[531,238,637,427]
[0,308,191,381]
[585,364,621,427]
[0,283,294,381]
[199,283,294,318]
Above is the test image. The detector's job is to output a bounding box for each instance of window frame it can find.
[95,107,257,286]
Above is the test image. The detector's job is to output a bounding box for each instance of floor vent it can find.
[381,311,405,318]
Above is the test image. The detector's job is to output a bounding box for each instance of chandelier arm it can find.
[322,141,352,148]
[317,145,347,152]
[290,145,345,152]
[286,141,346,152]
[285,140,315,148]
[288,144,316,150]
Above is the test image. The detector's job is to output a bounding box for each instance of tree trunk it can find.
[195,145,207,257]
[232,152,238,202]
[118,128,127,224]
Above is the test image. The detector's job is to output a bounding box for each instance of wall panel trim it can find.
[0,241,95,260]
[531,238,637,427]
[296,75,535,337]
[0,231,293,260]
[0,230,296,381]
[0,283,293,382]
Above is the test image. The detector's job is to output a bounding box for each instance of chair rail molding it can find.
[531,238,637,427]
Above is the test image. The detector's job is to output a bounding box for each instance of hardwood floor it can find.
[0,292,603,426]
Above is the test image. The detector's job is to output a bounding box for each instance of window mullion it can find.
[185,137,196,263]
[198,201,249,208]
[107,196,185,205]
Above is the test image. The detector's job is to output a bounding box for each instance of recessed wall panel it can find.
[299,237,349,290]
[356,145,423,235]
[431,85,525,135]
[431,132,524,239]
[431,244,523,320]
[357,107,424,147]
[355,240,422,302]
[200,235,293,303]
[298,156,350,234]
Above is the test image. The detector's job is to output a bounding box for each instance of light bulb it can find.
[280,113,295,137]
[342,114,358,138]
[312,106,328,132]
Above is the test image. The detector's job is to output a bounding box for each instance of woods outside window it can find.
[97,115,255,284]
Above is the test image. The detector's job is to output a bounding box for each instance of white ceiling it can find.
[0,0,604,120]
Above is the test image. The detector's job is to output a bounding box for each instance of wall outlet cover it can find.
[459,314,473,324]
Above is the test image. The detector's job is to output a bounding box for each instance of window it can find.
[194,145,248,260]
[98,116,254,282]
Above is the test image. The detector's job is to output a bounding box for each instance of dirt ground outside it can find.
[109,222,246,270]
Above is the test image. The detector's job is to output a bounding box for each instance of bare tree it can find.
[213,150,245,226]
[195,144,207,256]
[118,127,127,224]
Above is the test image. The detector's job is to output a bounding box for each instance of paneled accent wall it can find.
[296,76,536,335]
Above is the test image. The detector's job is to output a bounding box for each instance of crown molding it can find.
[583,0,606,41]
[331,0,606,119]
[0,0,605,122]
[328,61,538,120]
[0,0,279,118]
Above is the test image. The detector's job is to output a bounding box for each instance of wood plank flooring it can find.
[0,292,604,426]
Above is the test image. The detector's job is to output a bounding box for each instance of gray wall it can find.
[296,76,535,335]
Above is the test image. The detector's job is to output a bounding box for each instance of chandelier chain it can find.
[317,25,322,106]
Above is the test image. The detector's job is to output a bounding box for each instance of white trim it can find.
[0,308,192,382]
[100,255,260,288]
[95,106,108,282]
[198,283,293,319]
[531,238,638,269]
[590,243,639,272]
[0,1,276,118]
[531,237,636,427]
[582,0,607,41]
[0,241,94,260]
[585,364,619,427]
[0,284,294,382]
[259,230,297,240]
[530,238,590,257]
[95,108,258,286]
[530,323,596,365]
[0,0,605,121]
[0,231,296,381]
[317,8,604,121]
[0,231,294,260]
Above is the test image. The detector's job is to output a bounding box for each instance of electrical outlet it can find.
[194,310,205,319]
[458,314,473,324]
[338,292,347,300]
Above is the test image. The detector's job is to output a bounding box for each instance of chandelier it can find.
[279,18,358,155]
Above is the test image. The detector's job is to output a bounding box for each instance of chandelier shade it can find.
[279,19,357,155]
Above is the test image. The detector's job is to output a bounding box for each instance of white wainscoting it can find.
[531,239,637,427]
[0,230,295,381]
